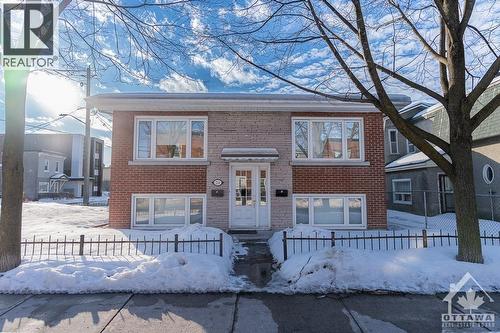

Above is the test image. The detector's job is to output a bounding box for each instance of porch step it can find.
[228,230,258,234]
[230,230,274,242]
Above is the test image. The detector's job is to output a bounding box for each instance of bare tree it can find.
[0,0,198,271]
[214,0,499,263]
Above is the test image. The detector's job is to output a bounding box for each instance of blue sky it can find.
[0,0,498,166]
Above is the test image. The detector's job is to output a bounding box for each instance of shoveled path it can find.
[1,292,499,332]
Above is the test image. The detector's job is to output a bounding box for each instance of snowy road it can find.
[2,292,498,332]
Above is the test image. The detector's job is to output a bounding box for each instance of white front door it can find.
[230,164,270,229]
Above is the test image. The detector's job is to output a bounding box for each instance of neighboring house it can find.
[0,134,105,200]
[385,78,500,219]
[88,93,411,230]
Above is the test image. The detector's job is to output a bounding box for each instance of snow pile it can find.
[275,246,500,294]
[0,252,240,294]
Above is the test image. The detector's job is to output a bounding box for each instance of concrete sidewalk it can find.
[0,292,499,332]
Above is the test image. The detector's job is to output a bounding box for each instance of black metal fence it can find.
[281,230,500,261]
[21,233,224,258]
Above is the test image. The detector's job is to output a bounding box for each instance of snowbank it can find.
[276,246,500,294]
[0,252,241,294]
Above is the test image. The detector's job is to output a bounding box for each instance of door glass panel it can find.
[235,169,252,206]
[260,169,267,206]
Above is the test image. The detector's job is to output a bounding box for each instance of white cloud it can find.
[27,72,84,117]
[192,54,261,85]
[234,0,272,21]
[159,73,208,93]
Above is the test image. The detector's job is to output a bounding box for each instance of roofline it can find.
[86,92,411,114]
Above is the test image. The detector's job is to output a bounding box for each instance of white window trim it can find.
[133,116,208,161]
[388,129,399,155]
[392,179,412,205]
[44,159,50,172]
[483,164,494,184]
[406,139,415,154]
[291,117,365,162]
[131,193,207,228]
[292,194,367,229]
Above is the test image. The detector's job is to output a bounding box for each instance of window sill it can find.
[129,160,210,166]
[290,160,370,166]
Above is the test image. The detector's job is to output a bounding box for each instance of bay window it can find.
[135,117,207,160]
[293,118,364,161]
[294,195,366,228]
[132,194,206,227]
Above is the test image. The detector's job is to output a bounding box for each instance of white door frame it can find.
[229,162,271,230]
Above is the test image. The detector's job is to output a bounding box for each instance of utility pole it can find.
[82,65,91,206]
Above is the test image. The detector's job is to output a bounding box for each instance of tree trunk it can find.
[0,69,29,272]
[450,140,483,264]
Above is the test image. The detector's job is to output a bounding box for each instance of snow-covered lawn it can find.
[275,246,500,293]
[0,252,242,294]
[269,226,500,293]
[0,201,244,293]
[388,209,500,234]
[39,192,109,205]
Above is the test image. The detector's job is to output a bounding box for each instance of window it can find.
[132,194,205,227]
[293,118,364,161]
[294,195,366,227]
[38,181,49,193]
[55,161,60,172]
[135,117,207,160]
[392,179,412,204]
[388,129,398,154]
[406,139,415,154]
[483,164,494,184]
[44,159,49,172]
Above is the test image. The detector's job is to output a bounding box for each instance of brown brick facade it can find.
[109,110,386,229]
[109,111,207,228]
[292,112,387,228]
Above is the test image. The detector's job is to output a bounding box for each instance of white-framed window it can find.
[392,179,412,204]
[55,161,60,172]
[293,194,366,228]
[134,116,208,160]
[292,118,364,161]
[44,159,49,172]
[483,164,494,184]
[132,194,206,227]
[406,139,416,154]
[388,129,398,154]
[38,181,49,193]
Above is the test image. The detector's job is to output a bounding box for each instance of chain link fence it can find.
[386,190,500,234]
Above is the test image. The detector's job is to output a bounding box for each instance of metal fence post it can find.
[489,189,494,221]
[331,231,336,247]
[423,191,428,229]
[219,233,223,257]
[282,231,288,261]
[78,235,85,256]
[174,234,179,253]
[422,229,428,248]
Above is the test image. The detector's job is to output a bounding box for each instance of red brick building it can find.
[88,93,410,230]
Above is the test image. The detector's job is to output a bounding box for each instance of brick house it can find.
[88,93,410,230]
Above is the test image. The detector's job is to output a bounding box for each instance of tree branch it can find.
[471,94,500,130]
[389,0,448,64]
[460,0,475,36]
[439,19,449,97]
[466,56,500,107]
